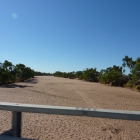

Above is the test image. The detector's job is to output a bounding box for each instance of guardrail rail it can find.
[0,102,140,140]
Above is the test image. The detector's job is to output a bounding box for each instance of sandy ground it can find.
[0,76,140,140]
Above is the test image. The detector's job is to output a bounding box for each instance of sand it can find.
[0,76,140,140]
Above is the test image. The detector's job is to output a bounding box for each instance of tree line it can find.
[1,56,140,91]
[34,71,53,76]
[0,60,53,85]
[54,56,140,91]
[0,60,34,84]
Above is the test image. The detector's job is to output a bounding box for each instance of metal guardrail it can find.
[0,102,140,139]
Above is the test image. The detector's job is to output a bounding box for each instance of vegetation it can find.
[34,71,53,76]
[124,57,140,90]
[0,60,34,84]
[99,65,128,86]
[1,56,140,91]
[54,56,140,91]
[54,68,99,82]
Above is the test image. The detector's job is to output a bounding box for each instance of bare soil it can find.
[0,76,140,140]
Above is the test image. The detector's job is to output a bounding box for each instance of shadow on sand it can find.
[24,77,38,84]
[0,78,38,88]
[0,84,33,88]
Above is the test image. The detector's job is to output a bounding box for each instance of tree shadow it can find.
[24,77,38,84]
[0,83,33,88]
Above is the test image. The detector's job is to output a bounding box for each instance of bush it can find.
[135,85,140,90]
[0,60,35,84]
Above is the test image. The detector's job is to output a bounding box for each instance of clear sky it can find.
[0,0,140,73]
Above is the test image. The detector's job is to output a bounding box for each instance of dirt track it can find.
[0,76,140,140]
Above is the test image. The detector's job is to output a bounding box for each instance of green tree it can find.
[82,68,99,82]
[99,65,128,86]
[130,58,140,84]
[75,71,83,78]
[122,56,136,71]
[0,68,9,84]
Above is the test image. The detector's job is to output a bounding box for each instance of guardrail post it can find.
[12,111,22,137]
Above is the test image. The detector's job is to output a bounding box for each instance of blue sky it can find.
[0,0,140,73]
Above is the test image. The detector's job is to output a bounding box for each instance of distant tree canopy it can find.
[0,60,34,84]
[54,68,99,82]
[53,71,75,79]
[34,71,53,76]
[54,56,140,91]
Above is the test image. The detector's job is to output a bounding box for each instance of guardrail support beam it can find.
[12,112,22,137]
